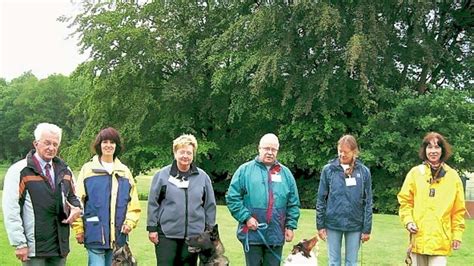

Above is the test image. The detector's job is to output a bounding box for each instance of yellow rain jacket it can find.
[398,163,466,255]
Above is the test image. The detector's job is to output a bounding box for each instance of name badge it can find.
[271,174,282,182]
[345,177,356,186]
[86,216,99,222]
[168,176,189,188]
[429,188,435,197]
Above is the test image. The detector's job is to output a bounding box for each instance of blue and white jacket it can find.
[72,155,141,250]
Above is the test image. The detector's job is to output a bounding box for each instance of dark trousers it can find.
[154,234,198,266]
[22,256,66,266]
[244,244,283,266]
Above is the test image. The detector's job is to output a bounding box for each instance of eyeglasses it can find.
[260,147,278,153]
[177,150,193,156]
[38,140,59,149]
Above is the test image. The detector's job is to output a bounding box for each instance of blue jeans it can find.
[87,248,113,266]
[244,244,283,266]
[327,229,361,266]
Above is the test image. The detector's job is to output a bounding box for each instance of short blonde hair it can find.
[173,134,198,153]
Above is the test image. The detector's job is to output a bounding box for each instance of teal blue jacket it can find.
[226,157,300,245]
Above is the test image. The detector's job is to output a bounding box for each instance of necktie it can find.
[45,163,54,189]
[266,172,274,224]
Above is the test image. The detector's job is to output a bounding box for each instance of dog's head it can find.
[112,243,137,266]
[290,236,318,258]
[186,224,220,253]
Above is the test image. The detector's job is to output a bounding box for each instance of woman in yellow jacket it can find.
[398,132,466,266]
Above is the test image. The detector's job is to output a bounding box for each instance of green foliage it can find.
[0,2,472,214]
[0,164,7,191]
[138,192,148,201]
[0,73,85,162]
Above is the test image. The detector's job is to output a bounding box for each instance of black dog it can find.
[186,224,229,266]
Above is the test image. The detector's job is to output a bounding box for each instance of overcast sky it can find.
[0,0,87,81]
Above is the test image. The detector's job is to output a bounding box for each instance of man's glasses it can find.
[260,147,278,153]
[38,140,59,148]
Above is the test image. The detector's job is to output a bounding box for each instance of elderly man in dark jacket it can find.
[2,123,82,265]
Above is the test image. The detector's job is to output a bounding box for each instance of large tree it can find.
[58,1,472,210]
[0,73,86,161]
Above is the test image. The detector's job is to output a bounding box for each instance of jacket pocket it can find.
[158,207,180,237]
[84,217,104,245]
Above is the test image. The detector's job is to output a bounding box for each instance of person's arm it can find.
[65,167,81,208]
[61,167,82,224]
[225,166,251,223]
[362,166,373,234]
[451,173,466,245]
[316,165,329,231]
[203,173,217,227]
[146,171,162,232]
[285,168,300,230]
[123,169,141,232]
[2,163,28,249]
[397,168,416,228]
[71,166,86,242]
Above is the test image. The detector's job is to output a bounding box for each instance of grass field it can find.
[1,166,474,265]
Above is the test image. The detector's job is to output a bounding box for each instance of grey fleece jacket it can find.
[146,161,216,238]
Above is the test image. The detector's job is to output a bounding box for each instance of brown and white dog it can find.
[186,224,229,266]
[284,236,318,265]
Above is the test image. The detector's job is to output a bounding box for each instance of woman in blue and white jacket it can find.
[147,134,216,266]
[72,127,141,266]
[316,134,373,266]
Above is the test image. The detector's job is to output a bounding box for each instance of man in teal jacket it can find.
[226,133,300,266]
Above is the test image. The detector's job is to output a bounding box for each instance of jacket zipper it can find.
[102,225,105,245]
[108,175,112,246]
[184,188,189,238]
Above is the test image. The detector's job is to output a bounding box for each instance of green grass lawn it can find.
[135,174,153,196]
[1,165,474,265]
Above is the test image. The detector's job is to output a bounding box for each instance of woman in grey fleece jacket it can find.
[147,134,216,266]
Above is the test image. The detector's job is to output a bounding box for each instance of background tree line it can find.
[1,1,472,213]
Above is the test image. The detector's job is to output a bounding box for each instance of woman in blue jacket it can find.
[316,134,373,266]
[72,127,141,266]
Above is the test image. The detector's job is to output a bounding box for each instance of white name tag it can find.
[168,176,189,188]
[271,174,282,182]
[345,177,356,186]
[86,216,99,222]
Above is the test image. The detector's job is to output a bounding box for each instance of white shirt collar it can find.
[34,152,51,168]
